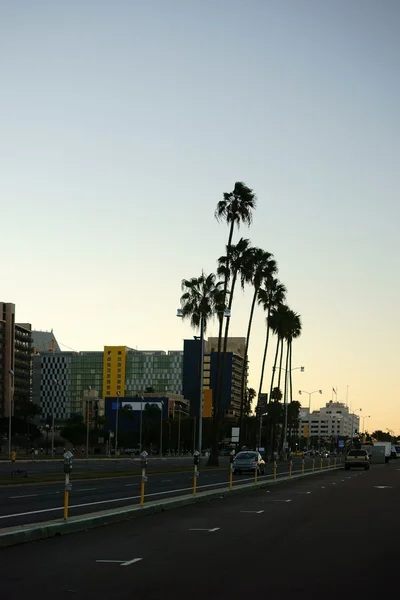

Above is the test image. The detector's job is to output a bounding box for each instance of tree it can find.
[213,183,257,455]
[371,430,392,442]
[268,387,283,455]
[268,304,291,411]
[245,387,256,416]
[145,386,155,393]
[239,248,277,443]
[14,401,41,435]
[257,278,287,401]
[216,238,254,414]
[280,308,302,452]
[180,272,224,464]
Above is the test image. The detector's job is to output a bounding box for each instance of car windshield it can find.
[236,452,258,460]
[395,446,400,452]
[348,450,367,456]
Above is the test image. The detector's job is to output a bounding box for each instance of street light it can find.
[177,307,230,455]
[279,366,305,456]
[362,415,371,433]
[52,379,61,457]
[299,389,322,451]
[86,386,92,459]
[115,391,121,456]
[8,370,14,459]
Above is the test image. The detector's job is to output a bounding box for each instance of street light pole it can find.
[159,401,163,457]
[139,396,143,452]
[86,386,92,459]
[51,378,61,457]
[198,316,205,455]
[362,415,371,433]
[115,391,120,455]
[299,389,322,451]
[8,370,14,459]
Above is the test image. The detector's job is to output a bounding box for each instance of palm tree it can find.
[215,239,254,414]
[280,309,302,453]
[268,304,291,410]
[213,183,257,417]
[257,278,287,402]
[180,272,225,454]
[239,249,277,442]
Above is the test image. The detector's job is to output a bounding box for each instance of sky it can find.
[1,0,399,433]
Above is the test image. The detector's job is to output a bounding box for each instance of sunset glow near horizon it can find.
[1,1,399,434]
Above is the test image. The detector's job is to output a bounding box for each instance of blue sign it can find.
[338,440,345,448]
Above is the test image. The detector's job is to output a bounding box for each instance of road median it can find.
[0,464,342,548]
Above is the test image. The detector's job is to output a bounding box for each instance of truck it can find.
[373,441,391,463]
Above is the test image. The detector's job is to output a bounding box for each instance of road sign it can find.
[338,440,345,448]
[231,427,239,442]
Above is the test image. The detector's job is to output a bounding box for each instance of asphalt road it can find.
[0,456,197,476]
[1,461,398,599]
[0,458,326,527]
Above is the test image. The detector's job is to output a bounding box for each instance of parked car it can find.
[345,449,370,471]
[233,451,266,475]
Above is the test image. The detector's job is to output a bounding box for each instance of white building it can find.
[298,401,360,440]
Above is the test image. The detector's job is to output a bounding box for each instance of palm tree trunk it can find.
[208,223,235,466]
[277,338,284,389]
[267,336,280,458]
[289,341,293,403]
[239,287,258,445]
[258,307,271,399]
[280,340,290,453]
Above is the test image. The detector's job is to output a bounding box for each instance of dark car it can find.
[233,451,266,475]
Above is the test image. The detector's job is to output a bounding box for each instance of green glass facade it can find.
[70,352,104,415]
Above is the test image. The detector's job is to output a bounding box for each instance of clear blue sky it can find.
[1,1,399,432]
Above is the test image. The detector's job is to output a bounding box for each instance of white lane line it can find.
[96,560,124,564]
[162,480,173,483]
[9,494,39,499]
[240,510,264,514]
[76,488,98,492]
[189,528,220,532]
[124,484,136,487]
[272,499,292,503]
[294,491,311,494]
[121,558,143,566]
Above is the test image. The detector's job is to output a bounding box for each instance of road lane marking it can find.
[374,486,393,489]
[124,484,136,487]
[272,499,292,503]
[97,560,124,564]
[9,494,39,499]
[76,488,98,492]
[294,491,311,494]
[162,480,173,483]
[189,528,220,532]
[121,558,143,566]
[240,510,264,514]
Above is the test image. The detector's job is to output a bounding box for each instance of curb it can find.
[0,465,342,548]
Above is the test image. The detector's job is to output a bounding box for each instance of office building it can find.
[298,401,360,440]
[182,336,246,420]
[0,302,33,417]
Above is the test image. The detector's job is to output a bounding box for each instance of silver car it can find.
[233,451,266,475]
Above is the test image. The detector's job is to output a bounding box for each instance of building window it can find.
[118,350,122,355]
[117,368,121,373]
[107,368,111,373]
[117,385,121,390]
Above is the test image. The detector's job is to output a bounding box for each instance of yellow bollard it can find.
[328,458,331,469]
[301,459,305,475]
[255,467,258,483]
[289,460,293,478]
[229,466,233,489]
[273,460,277,481]
[312,459,315,472]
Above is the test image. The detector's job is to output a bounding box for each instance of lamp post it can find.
[298,389,322,451]
[8,370,14,459]
[177,307,230,457]
[275,366,304,456]
[115,391,120,456]
[51,378,61,457]
[362,415,371,433]
[86,386,91,459]
[139,395,144,452]
[351,407,362,439]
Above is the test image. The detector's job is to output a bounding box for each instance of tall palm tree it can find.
[268,304,291,407]
[215,239,254,413]
[239,249,277,442]
[213,183,257,413]
[257,278,287,402]
[280,309,302,452]
[180,272,225,453]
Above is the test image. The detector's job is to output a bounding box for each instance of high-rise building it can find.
[32,346,184,421]
[0,302,33,417]
[298,401,360,440]
[182,337,246,420]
